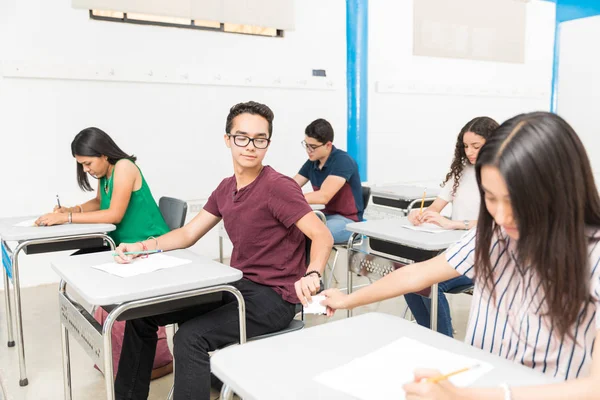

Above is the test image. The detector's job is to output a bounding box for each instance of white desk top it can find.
[346,218,466,251]
[211,313,556,400]
[0,216,115,241]
[51,249,242,305]
[370,184,441,201]
[311,204,325,211]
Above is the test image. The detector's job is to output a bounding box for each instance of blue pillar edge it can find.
[346,0,368,181]
[544,0,600,112]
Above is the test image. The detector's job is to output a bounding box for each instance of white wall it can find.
[556,15,600,179]
[0,0,557,287]
[368,0,555,186]
[0,0,346,286]
[0,0,347,216]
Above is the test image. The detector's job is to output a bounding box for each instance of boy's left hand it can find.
[294,273,321,306]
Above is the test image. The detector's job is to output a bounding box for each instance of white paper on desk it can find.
[91,254,192,278]
[401,223,451,234]
[304,295,327,315]
[314,337,493,400]
[13,219,38,227]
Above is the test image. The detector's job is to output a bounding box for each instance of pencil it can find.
[419,190,427,214]
[425,364,480,383]
[112,249,163,256]
[56,194,61,209]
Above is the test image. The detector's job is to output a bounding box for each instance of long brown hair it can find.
[442,117,499,196]
[474,112,600,339]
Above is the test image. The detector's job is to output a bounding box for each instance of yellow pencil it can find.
[425,364,480,383]
[419,190,427,214]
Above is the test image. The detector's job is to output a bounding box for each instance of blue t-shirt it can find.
[298,146,364,221]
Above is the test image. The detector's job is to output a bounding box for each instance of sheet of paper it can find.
[13,219,38,227]
[401,222,452,234]
[314,337,493,400]
[304,295,327,315]
[91,254,192,278]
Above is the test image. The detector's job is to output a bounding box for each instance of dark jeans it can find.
[404,275,473,337]
[114,278,296,400]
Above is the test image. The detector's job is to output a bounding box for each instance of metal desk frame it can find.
[346,233,444,332]
[58,279,246,400]
[2,233,115,386]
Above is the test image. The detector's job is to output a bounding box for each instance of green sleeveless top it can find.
[100,160,170,245]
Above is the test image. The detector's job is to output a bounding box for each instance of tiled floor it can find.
[0,249,472,400]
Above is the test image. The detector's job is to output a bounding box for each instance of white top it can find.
[211,313,555,400]
[447,228,600,380]
[438,165,480,221]
[346,218,467,251]
[0,216,115,241]
[51,249,242,305]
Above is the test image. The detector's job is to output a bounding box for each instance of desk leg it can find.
[220,384,235,400]
[102,313,118,400]
[11,243,28,386]
[430,283,439,332]
[2,252,15,347]
[219,236,224,263]
[346,233,359,319]
[59,280,73,400]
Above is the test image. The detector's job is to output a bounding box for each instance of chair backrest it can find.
[362,185,371,209]
[159,197,188,230]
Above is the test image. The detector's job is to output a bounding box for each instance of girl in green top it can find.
[35,127,173,380]
[35,127,170,244]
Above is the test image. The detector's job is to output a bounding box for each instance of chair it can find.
[159,197,188,230]
[326,186,371,288]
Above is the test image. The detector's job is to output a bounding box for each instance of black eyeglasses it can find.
[301,140,326,152]
[228,134,271,149]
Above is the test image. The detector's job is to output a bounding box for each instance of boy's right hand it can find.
[114,242,143,264]
[408,210,423,226]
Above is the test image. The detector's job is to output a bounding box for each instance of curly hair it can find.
[442,116,500,196]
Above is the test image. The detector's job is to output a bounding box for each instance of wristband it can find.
[304,270,321,279]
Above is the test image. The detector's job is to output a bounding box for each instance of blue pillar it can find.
[545,0,600,112]
[346,0,368,181]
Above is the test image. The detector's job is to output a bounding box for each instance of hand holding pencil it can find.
[113,242,160,264]
[403,366,479,400]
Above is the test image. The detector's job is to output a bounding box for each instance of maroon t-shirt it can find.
[204,166,313,304]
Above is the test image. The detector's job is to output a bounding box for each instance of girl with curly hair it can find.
[405,116,499,337]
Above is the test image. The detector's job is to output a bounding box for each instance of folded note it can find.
[13,219,38,227]
[401,223,451,234]
[314,337,493,400]
[91,254,192,278]
[304,295,327,315]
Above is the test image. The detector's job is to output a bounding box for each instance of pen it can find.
[112,249,163,256]
[56,194,61,209]
[425,364,480,384]
[419,190,427,214]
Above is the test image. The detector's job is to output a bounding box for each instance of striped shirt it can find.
[446,228,600,380]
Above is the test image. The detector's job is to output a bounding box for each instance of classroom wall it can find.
[555,15,600,179]
[0,0,556,286]
[368,0,555,186]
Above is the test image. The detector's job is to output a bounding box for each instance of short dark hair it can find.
[305,118,334,144]
[71,127,136,192]
[225,101,274,138]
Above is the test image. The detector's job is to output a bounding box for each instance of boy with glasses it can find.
[293,118,364,244]
[113,101,333,400]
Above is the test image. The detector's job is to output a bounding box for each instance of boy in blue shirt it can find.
[294,118,364,243]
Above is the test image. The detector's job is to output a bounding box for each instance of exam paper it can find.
[314,337,493,400]
[401,223,452,234]
[91,254,192,278]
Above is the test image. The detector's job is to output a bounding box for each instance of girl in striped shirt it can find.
[323,111,600,399]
